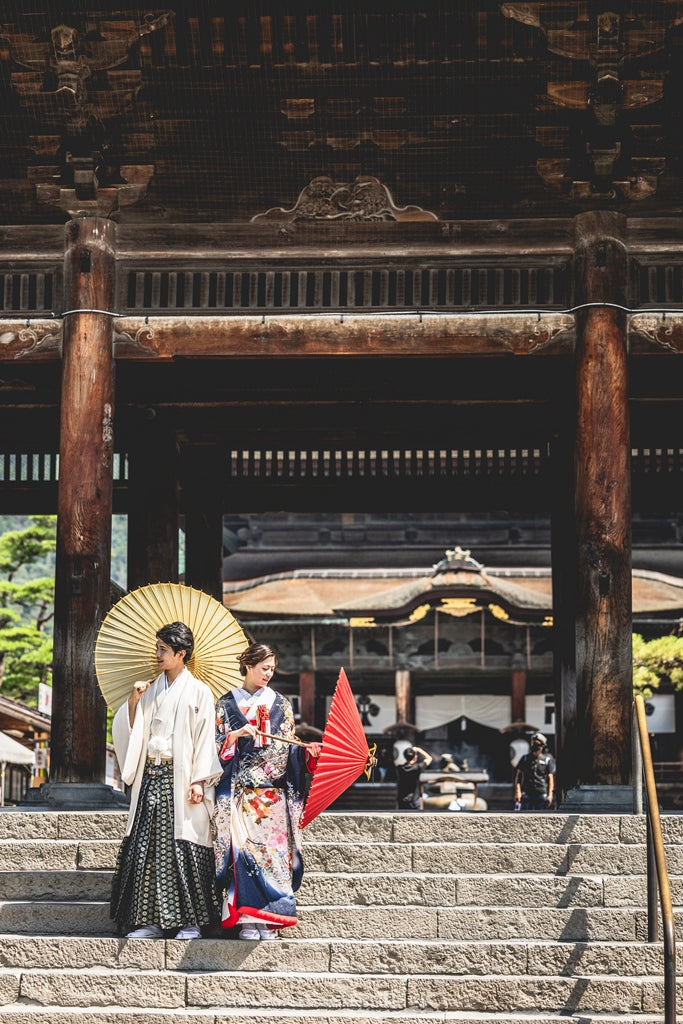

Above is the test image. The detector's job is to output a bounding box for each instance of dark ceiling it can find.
[3,2,683,225]
[2,4,683,520]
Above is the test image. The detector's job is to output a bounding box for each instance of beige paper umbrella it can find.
[95,582,249,713]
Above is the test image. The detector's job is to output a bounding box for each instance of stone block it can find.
[0,840,79,872]
[293,906,438,940]
[526,939,664,976]
[455,874,604,908]
[305,841,410,874]
[188,970,406,1009]
[0,870,112,901]
[77,840,120,870]
[305,813,394,844]
[391,812,623,846]
[603,875,648,907]
[165,937,330,973]
[406,974,647,1013]
[0,1015,214,1024]
[0,970,21,1005]
[641,976,683,1014]
[19,969,186,1008]
[329,938,526,976]
[299,872,455,907]
[0,935,164,970]
[0,900,114,936]
[412,841,646,876]
[0,813,60,840]
[56,811,128,840]
[437,906,638,942]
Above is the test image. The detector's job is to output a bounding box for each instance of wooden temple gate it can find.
[2,2,683,806]
[2,212,682,804]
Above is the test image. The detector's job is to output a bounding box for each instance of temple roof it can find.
[223,563,683,623]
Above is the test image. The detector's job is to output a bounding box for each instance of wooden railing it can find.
[633,695,677,1024]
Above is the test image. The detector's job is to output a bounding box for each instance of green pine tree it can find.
[633,632,683,696]
[0,515,56,704]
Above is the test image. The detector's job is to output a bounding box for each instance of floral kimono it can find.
[214,685,313,929]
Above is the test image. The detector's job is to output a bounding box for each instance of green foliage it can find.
[0,515,129,706]
[0,516,56,704]
[632,632,683,696]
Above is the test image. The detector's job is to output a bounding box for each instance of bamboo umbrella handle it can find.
[256,728,308,748]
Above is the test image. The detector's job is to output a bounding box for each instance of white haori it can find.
[113,668,222,847]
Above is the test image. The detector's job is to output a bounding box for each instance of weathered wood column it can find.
[510,653,526,725]
[551,386,579,797]
[299,669,315,726]
[127,412,179,590]
[183,443,224,602]
[50,217,115,789]
[573,210,633,786]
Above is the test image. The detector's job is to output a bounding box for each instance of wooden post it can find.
[573,210,632,785]
[50,217,115,787]
[395,669,412,723]
[551,393,579,797]
[511,656,526,724]
[183,443,224,602]
[127,413,180,590]
[299,669,315,725]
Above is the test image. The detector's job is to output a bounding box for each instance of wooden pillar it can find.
[50,217,115,785]
[511,655,526,725]
[127,413,179,590]
[573,210,632,785]
[551,390,579,797]
[183,443,224,602]
[299,669,315,725]
[395,669,411,723]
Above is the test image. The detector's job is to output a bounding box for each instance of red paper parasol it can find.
[300,667,376,828]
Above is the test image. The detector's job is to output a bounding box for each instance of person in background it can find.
[110,621,222,939]
[513,732,556,810]
[395,744,432,810]
[439,753,462,773]
[213,642,321,941]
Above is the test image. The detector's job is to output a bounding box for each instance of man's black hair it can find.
[156,621,194,663]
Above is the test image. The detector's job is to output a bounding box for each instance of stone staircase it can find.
[0,808,680,1023]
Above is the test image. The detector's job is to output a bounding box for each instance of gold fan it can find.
[95,582,248,713]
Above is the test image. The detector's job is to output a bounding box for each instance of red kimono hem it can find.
[221,903,297,930]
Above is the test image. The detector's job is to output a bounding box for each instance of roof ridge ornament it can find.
[433,547,484,573]
[251,175,438,223]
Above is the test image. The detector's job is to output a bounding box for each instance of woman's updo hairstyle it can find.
[238,642,278,676]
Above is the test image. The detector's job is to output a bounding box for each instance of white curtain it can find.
[415,694,511,731]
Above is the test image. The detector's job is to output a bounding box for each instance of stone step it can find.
[0,808,678,1022]
[0,935,677,976]
[0,1010,670,1024]
[0,868,663,908]
[0,870,112,901]
[0,966,678,1014]
[0,901,116,936]
[6,838,682,876]
[3,810,683,847]
[298,905,656,941]
[0,899,657,941]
